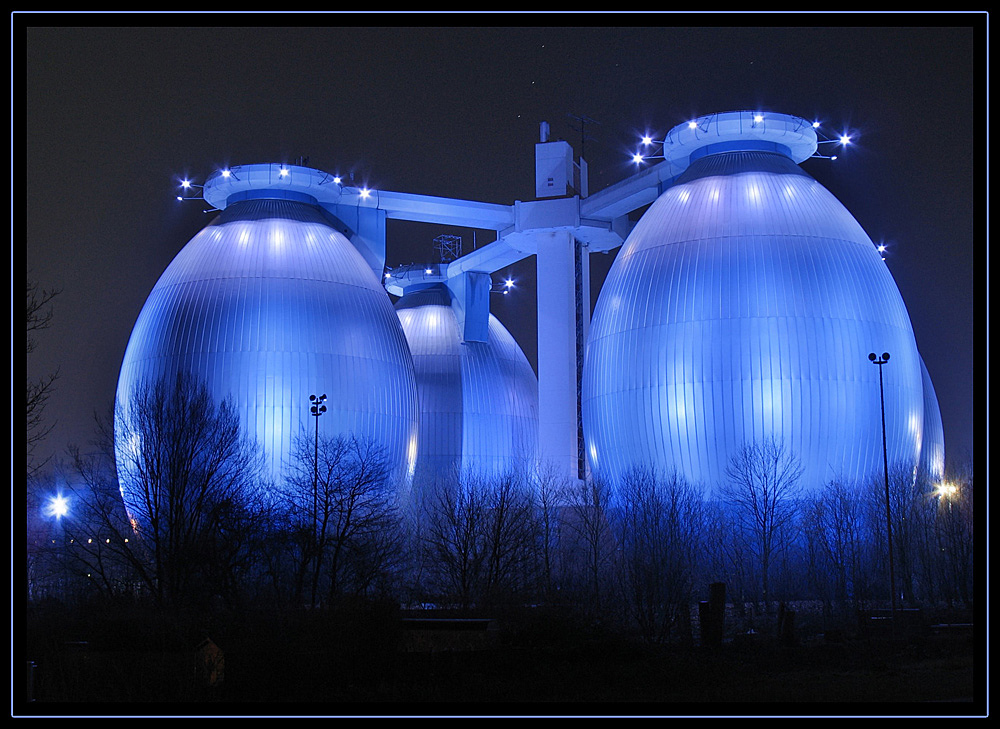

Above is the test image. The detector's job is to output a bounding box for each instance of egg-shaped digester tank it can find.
[115,170,419,504]
[583,111,938,494]
[394,282,538,494]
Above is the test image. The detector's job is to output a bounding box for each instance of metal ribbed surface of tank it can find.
[394,283,538,491]
[583,111,940,494]
[115,192,419,493]
[918,356,946,484]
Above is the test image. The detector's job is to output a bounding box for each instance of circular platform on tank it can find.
[202,163,363,210]
[660,111,819,171]
[383,263,448,296]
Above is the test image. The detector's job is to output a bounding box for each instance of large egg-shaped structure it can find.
[116,165,419,499]
[393,280,538,493]
[583,111,942,494]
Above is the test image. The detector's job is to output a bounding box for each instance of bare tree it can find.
[108,371,268,610]
[280,434,405,606]
[859,461,923,608]
[561,477,617,613]
[532,462,569,599]
[933,468,973,607]
[803,478,869,615]
[719,437,803,612]
[480,471,537,605]
[421,476,488,610]
[27,278,60,474]
[702,497,757,630]
[613,467,703,643]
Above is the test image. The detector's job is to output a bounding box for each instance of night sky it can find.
[22,15,983,478]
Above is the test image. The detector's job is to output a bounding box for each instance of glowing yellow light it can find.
[935,482,959,499]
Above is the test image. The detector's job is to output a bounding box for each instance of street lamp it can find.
[869,351,896,617]
[44,493,71,599]
[45,494,69,520]
[308,394,327,608]
[309,394,327,527]
[934,481,962,604]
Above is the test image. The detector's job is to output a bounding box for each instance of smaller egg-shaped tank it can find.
[394,283,538,494]
[116,185,419,503]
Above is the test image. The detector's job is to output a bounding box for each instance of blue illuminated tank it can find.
[582,111,943,494]
[392,277,538,494]
[116,165,419,495]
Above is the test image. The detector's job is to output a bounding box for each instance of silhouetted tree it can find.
[93,371,268,610]
[480,471,537,605]
[561,477,616,613]
[532,462,569,599]
[280,434,405,606]
[719,437,803,612]
[27,278,60,475]
[613,467,703,643]
[421,476,488,610]
[803,478,870,615]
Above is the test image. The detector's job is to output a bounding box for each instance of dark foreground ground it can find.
[20,600,981,717]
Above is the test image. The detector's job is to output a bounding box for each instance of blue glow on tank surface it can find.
[583,112,940,494]
[394,284,538,492]
[116,196,419,491]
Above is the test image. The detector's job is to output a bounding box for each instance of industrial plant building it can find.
[115,110,945,517]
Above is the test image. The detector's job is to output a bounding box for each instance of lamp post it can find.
[46,493,70,600]
[868,352,896,617]
[934,481,960,604]
[308,394,327,608]
[309,394,327,528]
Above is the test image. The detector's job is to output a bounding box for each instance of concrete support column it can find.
[536,229,588,483]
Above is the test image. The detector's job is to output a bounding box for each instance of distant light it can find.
[754,114,764,123]
[877,243,887,253]
[687,121,697,129]
[505,278,514,289]
[181,179,192,188]
[830,155,838,161]
[385,272,392,279]
[47,494,69,519]
[176,196,184,201]
[935,481,959,499]
[425,268,433,275]
[632,153,644,164]
[812,121,821,128]
[279,167,289,177]
[839,135,851,145]
[359,188,371,199]
[333,176,342,184]
[641,135,653,145]
[221,169,231,178]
